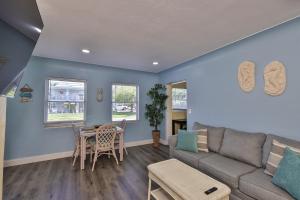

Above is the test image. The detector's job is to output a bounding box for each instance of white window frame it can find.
[111,83,139,122]
[44,77,87,128]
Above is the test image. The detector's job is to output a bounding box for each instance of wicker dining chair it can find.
[92,124,119,171]
[115,119,128,155]
[72,124,94,166]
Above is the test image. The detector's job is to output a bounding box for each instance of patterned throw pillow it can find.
[195,129,209,152]
[265,140,300,176]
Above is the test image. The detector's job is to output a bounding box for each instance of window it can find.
[112,84,138,121]
[172,88,187,109]
[44,78,86,126]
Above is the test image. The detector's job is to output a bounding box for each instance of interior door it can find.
[0,96,7,200]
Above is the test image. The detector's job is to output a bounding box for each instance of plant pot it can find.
[152,130,160,148]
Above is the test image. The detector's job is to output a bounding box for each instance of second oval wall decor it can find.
[264,61,286,96]
[238,61,256,92]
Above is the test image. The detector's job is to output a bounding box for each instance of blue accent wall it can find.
[159,17,300,141]
[0,19,35,94]
[5,57,158,160]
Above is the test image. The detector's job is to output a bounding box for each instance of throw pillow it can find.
[272,148,300,199]
[265,140,300,176]
[179,129,209,152]
[176,131,198,153]
[192,122,225,152]
[194,129,209,152]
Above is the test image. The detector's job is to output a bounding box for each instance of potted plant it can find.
[145,84,168,147]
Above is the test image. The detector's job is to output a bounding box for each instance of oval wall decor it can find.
[238,61,256,92]
[264,61,286,96]
[96,88,103,102]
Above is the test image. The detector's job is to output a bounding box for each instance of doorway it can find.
[165,81,187,143]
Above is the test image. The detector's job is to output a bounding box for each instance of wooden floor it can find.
[3,144,169,200]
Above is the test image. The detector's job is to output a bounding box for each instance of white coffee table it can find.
[147,159,231,200]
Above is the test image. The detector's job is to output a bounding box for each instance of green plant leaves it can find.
[145,84,168,130]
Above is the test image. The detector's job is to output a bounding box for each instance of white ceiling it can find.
[33,0,300,73]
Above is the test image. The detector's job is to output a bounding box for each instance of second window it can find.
[112,84,138,121]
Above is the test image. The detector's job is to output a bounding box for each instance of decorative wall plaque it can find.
[264,61,286,96]
[238,61,256,92]
[19,84,33,103]
[96,88,103,102]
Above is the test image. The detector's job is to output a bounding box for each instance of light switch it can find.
[188,108,192,114]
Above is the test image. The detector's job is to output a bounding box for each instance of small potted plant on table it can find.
[145,84,168,148]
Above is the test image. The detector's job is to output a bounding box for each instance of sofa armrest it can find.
[168,135,178,158]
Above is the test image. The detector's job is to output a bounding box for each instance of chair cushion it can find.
[262,134,300,168]
[239,169,294,200]
[173,149,214,169]
[192,122,225,152]
[198,154,256,188]
[220,128,266,167]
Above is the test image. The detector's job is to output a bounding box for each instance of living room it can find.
[1,1,300,200]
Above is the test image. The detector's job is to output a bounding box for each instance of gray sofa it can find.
[169,122,300,200]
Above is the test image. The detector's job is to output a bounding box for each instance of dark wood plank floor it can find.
[3,144,169,200]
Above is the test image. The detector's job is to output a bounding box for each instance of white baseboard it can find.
[125,139,153,147]
[4,139,159,167]
[4,151,74,167]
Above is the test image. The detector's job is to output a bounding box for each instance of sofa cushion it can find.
[231,189,256,200]
[220,128,266,167]
[240,169,294,200]
[173,149,214,169]
[262,134,300,168]
[198,154,256,188]
[192,122,225,152]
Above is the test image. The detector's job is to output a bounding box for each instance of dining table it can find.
[79,125,124,170]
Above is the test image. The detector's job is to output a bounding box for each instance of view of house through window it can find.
[112,84,138,121]
[45,79,86,123]
[172,88,187,109]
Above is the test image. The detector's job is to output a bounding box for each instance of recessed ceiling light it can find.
[34,27,42,33]
[153,61,159,66]
[81,49,90,54]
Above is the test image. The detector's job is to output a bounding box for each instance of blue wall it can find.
[0,19,35,94]
[159,17,300,141]
[5,57,158,160]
